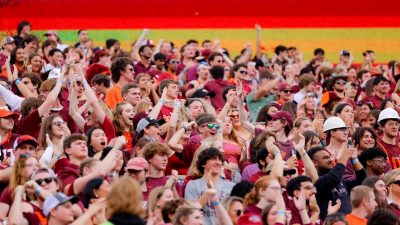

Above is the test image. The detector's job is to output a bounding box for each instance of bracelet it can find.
[82,80,88,85]
[34,186,42,195]
[351,158,359,164]
[15,78,21,85]
[277,210,286,215]
[211,201,220,206]
[57,79,63,84]
[274,149,281,156]
[159,98,166,105]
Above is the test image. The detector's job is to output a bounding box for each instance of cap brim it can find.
[60,195,79,206]
[208,92,216,98]
[17,140,38,149]
[0,112,19,120]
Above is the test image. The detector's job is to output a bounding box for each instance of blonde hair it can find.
[147,186,172,215]
[106,177,144,218]
[10,155,37,193]
[134,101,153,114]
[244,176,277,206]
[112,102,133,135]
[172,203,203,225]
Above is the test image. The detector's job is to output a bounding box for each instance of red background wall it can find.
[1,0,400,29]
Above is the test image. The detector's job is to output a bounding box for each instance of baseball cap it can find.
[43,192,79,216]
[43,30,58,37]
[321,91,341,107]
[136,117,165,133]
[14,135,38,149]
[192,88,216,98]
[266,161,296,175]
[126,157,149,171]
[278,82,292,92]
[140,39,155,48]
[0,109,19,119]
[267,111,293,128]
[267,101,282,111]
[237,213,262,225]
[1,36,15,46]
[340,50,350,56]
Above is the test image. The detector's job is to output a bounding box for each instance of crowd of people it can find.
[0,20,399,225]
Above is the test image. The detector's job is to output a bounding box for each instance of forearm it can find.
[73,173,101,194]
[167,128,185,152]
[8,191,28,225]
[39,145,54,167]
[270,151,284,179]
[148,101,163,119]
[0,84,24,111]
[310,211,320,225]
[16,82,36,98]
[38,80,62,116]
[299,149,319,183]
[299,210,311,225]
[0,167,11,182]
[238,99,255,134]
[216,103,230,121]
[215,203,234,225]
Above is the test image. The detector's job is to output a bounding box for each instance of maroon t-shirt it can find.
[17,109,41,139]
[157,105,174,120]
[0,187,12,206]
[178,135,202,166]
[143,176,167,200]
[55,158,80,195]
[362,94,390,109]
[134,61,151,76]
[204,79,230,112]
[378,138,400,169]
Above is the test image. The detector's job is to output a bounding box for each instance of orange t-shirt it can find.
[345,213,367,225]
[104,85,124,109]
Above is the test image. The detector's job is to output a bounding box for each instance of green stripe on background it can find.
[23,28,400,62]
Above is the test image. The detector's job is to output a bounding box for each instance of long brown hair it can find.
[10,154,37,193]
[244,176,277,206]
[37,114,62,149]
[112,102,134,135]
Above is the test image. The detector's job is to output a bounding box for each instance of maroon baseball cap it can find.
[15,135,38,149]
[278,82,292,91]
[268,111,293,128]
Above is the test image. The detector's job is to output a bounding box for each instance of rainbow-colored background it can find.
[1,0,399,63]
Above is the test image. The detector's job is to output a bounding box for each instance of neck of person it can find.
[275,129,287,142]
[116,79,129,89]
[183,57,193,65]
[164,95,176,107]
[0,129,9,141]
[366,167,382,177]
[141,57,149,66]
[382,133,396,145]
[69,156,85,166]
[376,91,386,99]
[351,207,368,219]
[257,198,274,210]
[334,90,344,98]
[48,218,66,225]
[148,165,164,178]
[326,139,346,155]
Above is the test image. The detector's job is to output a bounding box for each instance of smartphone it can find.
[347,139,353,148]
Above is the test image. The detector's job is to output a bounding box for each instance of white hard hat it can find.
[378,107,400,125]
[323,116,347,132]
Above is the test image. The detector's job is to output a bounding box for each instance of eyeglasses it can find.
[35,177,55,185]
[126,68,134,72]
[282,89,293,93]
[283,170,294,176]
[371,158,386,163]
[169,61,180,64]
[235,209,244,217]
[335,80,346,85]
[205,123,220,130]
[267,186,282,192]
[239,70,248,75]
[229,115,239,119]
[53,121,65,127]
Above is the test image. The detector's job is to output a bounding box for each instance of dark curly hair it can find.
[351,127,377,149]
[110,57,133,83]
[196,147,224,175]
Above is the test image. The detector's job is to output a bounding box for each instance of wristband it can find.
[159,98,166,105]
[277,210,286,215]
[34,186,42,195]
[351,158,359,164]
[57,79,63,84]
[15,78,21,85]
[82,80,88,85]
[274,149,281,156]
[211,201,220,206]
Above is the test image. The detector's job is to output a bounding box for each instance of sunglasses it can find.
[239,70,248,75]
[35,177,55,185]
[53,121,65,127]
[205,123,220,130]
[126,68,134,72]
[235,209,244,217]
[282,89,293,93]
[335,80,346,85]
[169,61,180,64]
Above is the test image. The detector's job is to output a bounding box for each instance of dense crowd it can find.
[0,20,399,225]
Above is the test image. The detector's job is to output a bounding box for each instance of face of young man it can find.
[330,128,349,143]
[0,116,14,132]
[51,52,63,66]
[204,156,223,176]
[121,64,135,82]
[65,140,88,161]
[50,202,75,224]
[313,150,334,171]
[149,153,168,171]
[4,42,16,52]
[141,46,154,60]
[79,30,89,43]
[382,120,400,138]
[166,83,179,99]
[375,81,390,95]
[294,181,317,200]
[367,157,386,176]
[14,143,36,157]
[210,55,223,67]
[123,88,141,106]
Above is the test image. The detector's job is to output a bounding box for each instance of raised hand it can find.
[294,191,307,211]
[327,199,341,215]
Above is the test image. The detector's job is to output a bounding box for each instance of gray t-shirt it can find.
[185,177,235,225]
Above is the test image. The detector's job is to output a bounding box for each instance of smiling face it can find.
[149,153,168,171]
[30,55,42,72]
[0,116,15,131]
[204,156,223,176]
[121,64,135,82]
[33,171,58,193]
[51,117,66,138]
[120,103,135,127]
[188,101,204,118]
[359,130,376,150]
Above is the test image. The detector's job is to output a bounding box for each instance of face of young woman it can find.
[120,103,135,127]
[24,157,39,180]
[189,101,204,118]
[30,55,42,72]
[223,119,233,135]
[182,209,204,225]
[90,129,107,152]
[157,189,174,209]
[16,48,26,62]
[51,117,66,137]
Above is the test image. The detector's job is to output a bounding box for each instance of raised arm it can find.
[69,84,85,131]
[38,68,66,117]
[148,87,167,119]
[296,133,319,183]
[255,24,262,59]
[7,186,29,225]
[0,84,24,111]
[238,95,256,134]
[131,29,149,61]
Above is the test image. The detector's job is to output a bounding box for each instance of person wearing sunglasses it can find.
[104,57,134,110]
[232,63,252,95]
[222,196,244,225]
[326,74,348,99]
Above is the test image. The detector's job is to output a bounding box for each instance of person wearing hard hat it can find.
[377,107,400,169]
[323,116,350,162]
